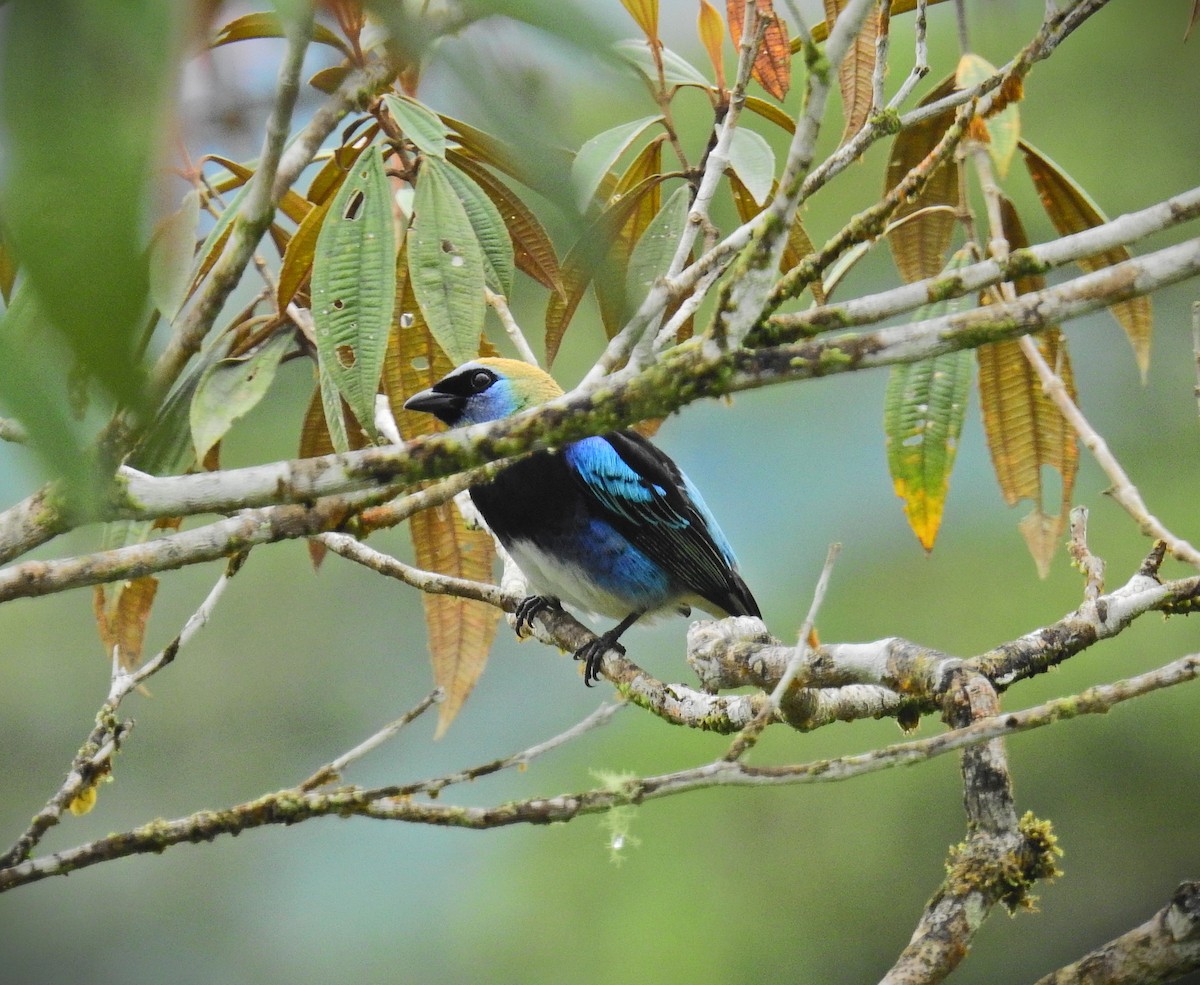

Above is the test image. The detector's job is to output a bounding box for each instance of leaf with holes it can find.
[446,149,562,295]
[190,331,292,463]
[883,251,975,552]
[1020,139,1152,377]
[312,144,397,442]
[383,93,448,159]
[441,159,515,297]
[884,74,960,283]
[408,156,487,365]
[570,114,663,211]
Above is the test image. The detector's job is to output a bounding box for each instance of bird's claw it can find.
[574,635,626,687]
[514,595,559,638]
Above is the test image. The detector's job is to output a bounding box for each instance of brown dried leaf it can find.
[727,0,791,101]
[822,0,879,144]
[93,576,159,671]
[977,197,1077,577]
[884,74,961,283]
[385,258,501,734]
[1020,140,1152,377]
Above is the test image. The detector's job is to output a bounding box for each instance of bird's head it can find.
[403,358,564,427]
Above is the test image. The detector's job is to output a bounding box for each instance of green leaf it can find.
[726,126,775,206]
[383,94,449,159]
[149,190,200,323]
[311,145,397,440]
[883,249,975,552]
[625,184,690,309]
[441,160,516,297]
[408,156,487,364]
[445,149,563,295]
[189,330,292,462]
[614,39,711,88]
[570,115,664,211]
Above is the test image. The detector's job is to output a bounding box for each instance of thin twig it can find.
[400,701,626,799]
[722,542,841,761]
[1067,506,1105,600]
[485,288,540,366]
[0,555,246,869]
[298,689,444,792]
[1020,335,1200,568]
[4,650,1196,893]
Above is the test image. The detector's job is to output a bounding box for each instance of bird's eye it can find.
[470,370,493,392]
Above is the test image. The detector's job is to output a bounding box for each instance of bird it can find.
[403,357,760,686]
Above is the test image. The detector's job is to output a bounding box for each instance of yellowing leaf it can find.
[620,0,659,41]
[1020,140,1152,377]
[596,135,666,337]
[278,197,332,310]
[727,0,791,100]
[956,54,1020,178]
[698,0,726,89]
[744,94,796,134]
[884,250,975,551]
[884,74,961,283]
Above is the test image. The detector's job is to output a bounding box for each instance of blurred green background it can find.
[1,1,1198,983]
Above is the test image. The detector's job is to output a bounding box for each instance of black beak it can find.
[403,388,463,426]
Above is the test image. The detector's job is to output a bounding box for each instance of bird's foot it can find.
[514,595,560,638]
[574,633,626,688]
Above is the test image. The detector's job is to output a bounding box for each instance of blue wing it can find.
[564,432,759,618]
